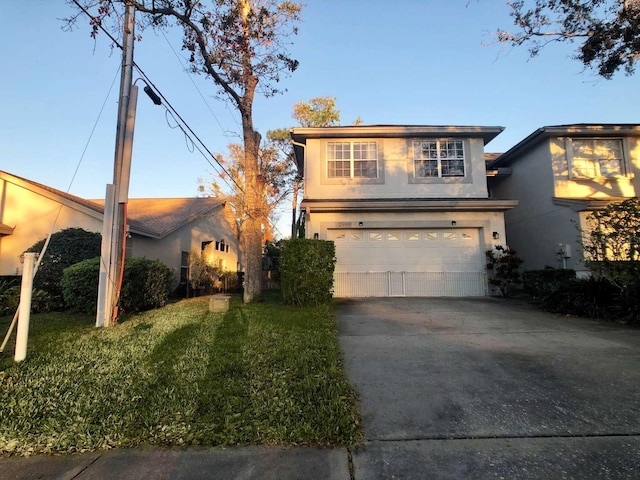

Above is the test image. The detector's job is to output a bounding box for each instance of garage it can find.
[330,228,486,297]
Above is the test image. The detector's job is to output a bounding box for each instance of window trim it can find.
[566,137,631,180]
[321,139,384,185]
[408,138,473,185]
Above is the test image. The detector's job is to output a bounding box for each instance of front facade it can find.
[0,171,239,288]
[488,124,640,274]
[292,125,517,297]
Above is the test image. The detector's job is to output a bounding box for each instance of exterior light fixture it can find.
[493,232,500,239]
[313,233,319,239]
[451,221,457,227]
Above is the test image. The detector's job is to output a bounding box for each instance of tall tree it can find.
[268,96,341,237]
[496,0,640,78]
[67,0,302,303]
[200,142,293,247]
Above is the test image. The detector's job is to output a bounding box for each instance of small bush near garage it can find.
[63,257,173,314]
[522,268,576,299]
[486,245,524,297]
[280,239,336,306]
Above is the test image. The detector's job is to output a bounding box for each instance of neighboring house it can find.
[291,125,517,297]
[0,170,239,289]
[488,124,640,275]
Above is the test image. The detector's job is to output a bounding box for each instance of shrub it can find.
[540,276,640,325]
[522,268,576,299]
[62,257,100,313]
[280,239,336,306]
[486,245,524,297]
[0,280,56,316]
[62,257,173,315]
[24,228,102,309]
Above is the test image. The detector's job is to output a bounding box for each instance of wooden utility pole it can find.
[97,2,137,327]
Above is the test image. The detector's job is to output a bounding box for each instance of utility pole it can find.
[97,2,137,327]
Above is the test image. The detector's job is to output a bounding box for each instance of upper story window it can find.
[413,139,465,178]
[569,138,626,178]
[327,141,378,178]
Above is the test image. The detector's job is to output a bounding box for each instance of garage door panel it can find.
[331,228,486,297]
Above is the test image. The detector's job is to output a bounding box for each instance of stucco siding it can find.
[489,141,576,271]
[0,180,102,276]
[303,137,489,200]
[552,137,638,198]
[130,214,239,279]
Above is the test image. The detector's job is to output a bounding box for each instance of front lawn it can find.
[0,293,361,456]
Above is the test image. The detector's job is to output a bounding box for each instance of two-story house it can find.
[291,125,517,297]
[488,124,640,275]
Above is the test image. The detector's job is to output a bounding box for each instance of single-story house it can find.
[0,170,239,288]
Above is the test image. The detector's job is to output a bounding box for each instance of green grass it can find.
[0,293,361,456]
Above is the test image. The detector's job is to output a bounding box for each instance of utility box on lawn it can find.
[209,295,231,313]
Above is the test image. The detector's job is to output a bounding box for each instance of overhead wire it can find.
[70,0,243,194]
[1,64,121,352]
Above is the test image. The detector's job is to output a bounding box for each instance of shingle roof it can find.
[0,170,225,239]
[92,197,226,237]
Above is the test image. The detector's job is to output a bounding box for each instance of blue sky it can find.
[1,1,638,237]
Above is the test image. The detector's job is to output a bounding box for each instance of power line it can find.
[70,0,243,193]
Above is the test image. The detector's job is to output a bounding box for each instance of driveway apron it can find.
[336,297,640,479]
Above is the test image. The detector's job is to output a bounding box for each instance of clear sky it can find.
[2,1,638,238]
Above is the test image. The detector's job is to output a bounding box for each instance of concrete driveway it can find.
[336,297,640,479]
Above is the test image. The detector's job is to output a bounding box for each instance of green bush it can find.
[540,277,640,325]
[485,245,523,297]
[62,257,173,314]
[522,268,576,299]
[62,257,100,313]
[24,228,102,309]
[0,280,57,317]
[280,239,336,306]
[119,258,173,313]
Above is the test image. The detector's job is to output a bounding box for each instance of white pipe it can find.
[15,253,36,362]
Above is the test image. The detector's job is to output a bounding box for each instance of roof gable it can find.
[0,170,224,239]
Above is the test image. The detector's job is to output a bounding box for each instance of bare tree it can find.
[67,0,302,302]
[496,0,640,78]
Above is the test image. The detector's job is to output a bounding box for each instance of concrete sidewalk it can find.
[2,446,351,480]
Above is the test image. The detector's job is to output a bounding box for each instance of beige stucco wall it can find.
[130,212,239,280]
[551,137,640,198]
[0,179,103,276]
[303,137,489,199]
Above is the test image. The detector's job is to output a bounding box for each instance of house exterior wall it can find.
[489,141,585,272]
[490,132,640,274]
[130,213,239,281]
[551,136,640,198]
[303,136,489,199]
[0,178,102,276]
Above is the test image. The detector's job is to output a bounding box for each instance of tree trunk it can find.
[242,122,263,303]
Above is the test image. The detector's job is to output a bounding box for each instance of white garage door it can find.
[330,229,486,297]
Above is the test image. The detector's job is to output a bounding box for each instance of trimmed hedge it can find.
[522,268,576,299]
[279,239,336,306]
[63,257,173,314]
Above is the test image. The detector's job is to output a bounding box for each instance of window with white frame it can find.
[413,139,465,178]
[569,138,626,178]
[327,141,378,178]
